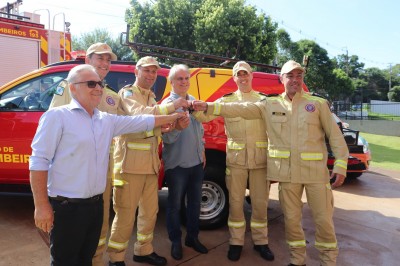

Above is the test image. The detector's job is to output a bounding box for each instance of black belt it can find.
[49,194,102,203]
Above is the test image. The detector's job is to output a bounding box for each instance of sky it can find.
[2,0,398,70]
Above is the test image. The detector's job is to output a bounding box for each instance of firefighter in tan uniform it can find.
[107,56,188,266]
[49,42,119,266]
[193,60,349,266]
[211,62,274,261]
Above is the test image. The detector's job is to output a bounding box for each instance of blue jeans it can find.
[165,163,204,243]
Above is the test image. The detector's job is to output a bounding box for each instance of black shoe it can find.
[227,245,243,261]
[109,261,126,266]
[171,242,183,260]
[133,252,167,266]
[254,244,274,261]
[185,238,208,254]
[288,264,306,266]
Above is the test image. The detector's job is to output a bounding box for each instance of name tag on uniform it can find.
[272,112,286,116]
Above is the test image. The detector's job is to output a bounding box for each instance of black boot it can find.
[133,252,167,266]
[254,244,274,261]
[227,245,243,261]
[171,242,183,260]
[185,237,208,254]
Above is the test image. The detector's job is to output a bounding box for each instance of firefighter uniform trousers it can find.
[108,172,159,261]
[279,182,338,266]
[219,90,270,246]
[227,167,269,245]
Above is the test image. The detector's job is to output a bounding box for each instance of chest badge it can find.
[305,103,316,112]
[106,96,116,106]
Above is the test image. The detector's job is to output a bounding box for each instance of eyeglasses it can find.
[73,80,105,88]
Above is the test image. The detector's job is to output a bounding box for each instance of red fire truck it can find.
[0,1,71,86]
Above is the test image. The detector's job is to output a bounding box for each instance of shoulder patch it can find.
[54,80,68,96]
[123,89,133,98]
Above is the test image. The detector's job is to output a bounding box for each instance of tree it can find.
[295,40,336,97]
[194,0,277,68]
[332,68,354,101]
[359,68,389,101]
[125,0,278,68]
[72,28,133,61]
[126,0,197,60]
[388,86,400,102]
[333,54,365,78]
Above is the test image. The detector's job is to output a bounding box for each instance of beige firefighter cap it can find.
[86,43,117,61]
[280,60,305,75]
[136,56,161,69]
[233,61,252,76]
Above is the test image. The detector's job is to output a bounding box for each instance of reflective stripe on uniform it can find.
[98,236,107,247]
[213,102,221,115]
[287,240,306,247]
[250,221,267,228]
[300,152,323,160]
[334,159,347,169]
[127,142,151,150]
[113,179,128,187]
[268,149,290,158]
[227,140,245,150]
[256,141,268,148]
[228,220,246,228]
[113,162,122,174]
[144,130,154,137]
[108,239,129,250]
[137,232,154,242]
[225,168,230,175]
[315,241,337,249]
[158,105,168,115]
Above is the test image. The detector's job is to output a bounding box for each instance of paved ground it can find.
[1,166,399,266]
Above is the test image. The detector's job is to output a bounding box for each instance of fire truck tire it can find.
[180,164,229,230]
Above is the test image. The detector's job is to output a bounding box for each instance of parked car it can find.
[329,114,371,178]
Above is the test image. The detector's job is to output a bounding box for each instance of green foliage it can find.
[388,86,400,102]
[332,68,354,100]
[194,0,277,66]
[295,40,335,97]
[333,54,365,78]
[359,68,389,101]
[125,0,277,68]
[71,28,133,61]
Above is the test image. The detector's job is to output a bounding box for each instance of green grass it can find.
[360,132,400,171]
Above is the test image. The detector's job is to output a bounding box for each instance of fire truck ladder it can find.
[120,24,280,72]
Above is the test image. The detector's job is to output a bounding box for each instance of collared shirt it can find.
[29,98,154,198]
[161,92,204,170]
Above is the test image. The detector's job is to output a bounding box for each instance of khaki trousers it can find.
[226,167,269,245]
[107,173,159,262]
[279,182,339,266]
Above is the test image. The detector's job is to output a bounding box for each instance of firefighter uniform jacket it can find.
[218,90,268,169]
[206,90,348,183]
[114,84,176,175]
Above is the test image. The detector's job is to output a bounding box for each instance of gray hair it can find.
[66,64,97,83]
[168,64,189,80]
